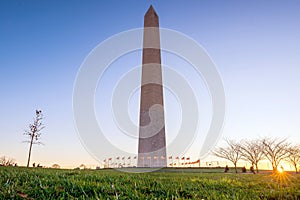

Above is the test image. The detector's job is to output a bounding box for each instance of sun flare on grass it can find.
[277,167,284,173]
[269,166,295,199]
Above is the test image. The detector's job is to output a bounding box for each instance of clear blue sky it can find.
[1,0,300,168]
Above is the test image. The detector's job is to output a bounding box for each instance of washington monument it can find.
[137,6,167,168]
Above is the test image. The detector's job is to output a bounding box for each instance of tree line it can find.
[213,137,300,173]
[0,156,16,166]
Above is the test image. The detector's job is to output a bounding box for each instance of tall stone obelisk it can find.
[138,5,167,168]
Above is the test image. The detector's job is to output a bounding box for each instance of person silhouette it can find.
[224,165,229,173]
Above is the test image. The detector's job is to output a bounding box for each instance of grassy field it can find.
[0,166,299,200]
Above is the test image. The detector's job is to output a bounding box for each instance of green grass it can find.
[1,166,299,199]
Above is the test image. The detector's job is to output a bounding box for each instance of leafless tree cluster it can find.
[0,156,16,166]
[213,137,300,173]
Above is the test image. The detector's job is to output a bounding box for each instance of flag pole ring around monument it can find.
[72,28,225,172]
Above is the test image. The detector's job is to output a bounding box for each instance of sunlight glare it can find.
[277,167,284,173]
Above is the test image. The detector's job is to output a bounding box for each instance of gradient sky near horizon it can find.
[1,0,300,168]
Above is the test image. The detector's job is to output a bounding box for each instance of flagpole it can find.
[129,156,131,167]
[171,156,173,168]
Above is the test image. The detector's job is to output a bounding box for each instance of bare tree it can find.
[239,139,265,173]
[285,145,300,173]
[0,156,15,166]
[261,137,290,172]
[79,164,87,169]
[51,164,60,169]
[213,139,242,173]
[24,110,45,167]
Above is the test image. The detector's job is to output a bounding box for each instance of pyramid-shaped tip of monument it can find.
[145,5,158,17]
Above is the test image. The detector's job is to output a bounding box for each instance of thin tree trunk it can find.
[272,162,277,172]
[26,135,34,167]
[255,163,259,173]
[294,163,298,174]
[234,164,237,173]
